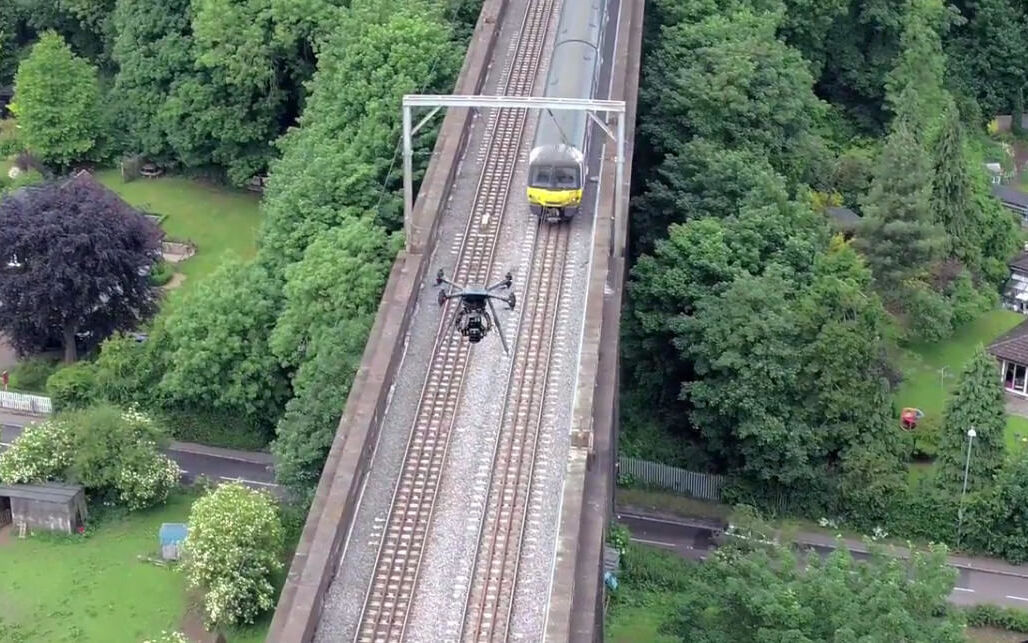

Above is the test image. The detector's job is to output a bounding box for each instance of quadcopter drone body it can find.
[435,269,516,353]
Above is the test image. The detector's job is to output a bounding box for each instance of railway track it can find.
[354,1,556,640]
[461,220,570,641]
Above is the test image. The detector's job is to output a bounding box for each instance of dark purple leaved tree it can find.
[0,172,162,362]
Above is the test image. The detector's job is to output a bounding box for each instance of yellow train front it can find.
[526,0,605,223]
[527,144,585,222]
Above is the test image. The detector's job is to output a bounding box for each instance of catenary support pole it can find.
[402,104,414,254]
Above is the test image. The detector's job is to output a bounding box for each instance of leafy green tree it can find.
[884,0,952,138]
[631,139,787,256]
[625,202,824,424]
[270,219,393,489]
[965,456,1028,563]
[937,346,1007,491]
[640,7,821,178]
[10,31,100,167]
[945,0,1028,118]
[818,0,910,132]
[856,124,946,293]
[109,0,194,162]
[668,539,963,642]
[258,8,458,270]
[155,257,290,428]
[183,483,284,626]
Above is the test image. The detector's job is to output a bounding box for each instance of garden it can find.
[0,405,293,642]
[894,309,1028,457]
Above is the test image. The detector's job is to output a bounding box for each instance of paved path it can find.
[618,506,1028,609]
[0,410,279,492]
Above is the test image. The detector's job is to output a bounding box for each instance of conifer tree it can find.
[931,103,980,268]
[856,124,946,293]
[937,346,1006,491]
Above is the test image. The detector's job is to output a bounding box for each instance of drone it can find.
[435,268,516,353]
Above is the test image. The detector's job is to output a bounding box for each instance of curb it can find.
[168,441,274,466]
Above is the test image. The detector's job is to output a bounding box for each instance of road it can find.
[618,510,1028,609]
[0,411,279,492]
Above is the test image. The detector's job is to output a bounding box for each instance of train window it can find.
[554,167,579,189]
[530,166,553,188]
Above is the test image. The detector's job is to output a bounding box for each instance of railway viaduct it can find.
[267,0,644,640]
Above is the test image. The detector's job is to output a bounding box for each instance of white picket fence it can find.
[0,390,52,414]
[618,456,725,502]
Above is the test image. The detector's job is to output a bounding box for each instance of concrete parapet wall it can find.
[546,0,644,640]
[266,2,509,640]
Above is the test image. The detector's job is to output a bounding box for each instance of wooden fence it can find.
[0,390,52,414]
[618,456,725,502]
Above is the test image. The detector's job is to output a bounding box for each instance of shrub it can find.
[904,283,953,343]
[0,417,73,483]
[961,604,1028,632]
[911,414,941,459]
[149,260,174,287]
[182,483,285,627]
[156,407,271,451]
[9,357,60,393]
[46,361,98,410]
[117,453,180,510]
[0,118,20,156]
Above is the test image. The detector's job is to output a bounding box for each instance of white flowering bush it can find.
[117,451,181,511]
[0,417,73,484]
[182,483,284,627]
[142,632,188,643]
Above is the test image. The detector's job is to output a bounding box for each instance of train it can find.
[526,0,607,222]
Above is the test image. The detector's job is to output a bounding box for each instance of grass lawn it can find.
[894,309,1028,452]
[0,491,273,642]
[92,170,262,294]
[606,599,678,643]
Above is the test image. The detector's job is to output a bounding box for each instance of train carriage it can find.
[527,0,606,222]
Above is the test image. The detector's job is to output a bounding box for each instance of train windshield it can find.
[554,166,579,189]
[530,165,580,189]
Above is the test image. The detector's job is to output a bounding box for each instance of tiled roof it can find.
[993,185,1028,208]
[1010,251,1028,273]
[826,206,860,228]
[988,318,1028,365]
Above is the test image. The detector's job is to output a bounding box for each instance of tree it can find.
[937,346,1006,491]
[640,7,821,177]
[668,537,963,641]
[0,416,74,484]
[10,31,100,167]
[270,219,393,489]
[0,173,161,362]
[931,103,980,266]
[630,139,787,256]
[965,456,1028,563]
[183,483,284,626]
[856,124,946,293]
[884,0,951,138]
[258,8,459,271]
[109,0,194,162]
[945,0,1028,119]
[155,257,289,427]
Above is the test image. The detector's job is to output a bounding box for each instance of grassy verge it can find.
[93,170,262,295]
[0,490,284,642]
[605,544,692,643]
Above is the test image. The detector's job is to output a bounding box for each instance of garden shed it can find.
[0,483,87,534]
[159,522,188,561]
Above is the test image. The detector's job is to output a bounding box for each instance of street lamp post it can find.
[957,427,977,547]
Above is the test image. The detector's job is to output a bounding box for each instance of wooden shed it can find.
[0,483,87,534]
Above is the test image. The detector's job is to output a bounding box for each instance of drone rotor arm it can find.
[487,298,510,355]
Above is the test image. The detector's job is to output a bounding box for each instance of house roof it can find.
[0,482,84,503]
[826,206,861,229]
[993,185,1028,208]
[988,319,1028,365]
[1010,251,1028,273]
